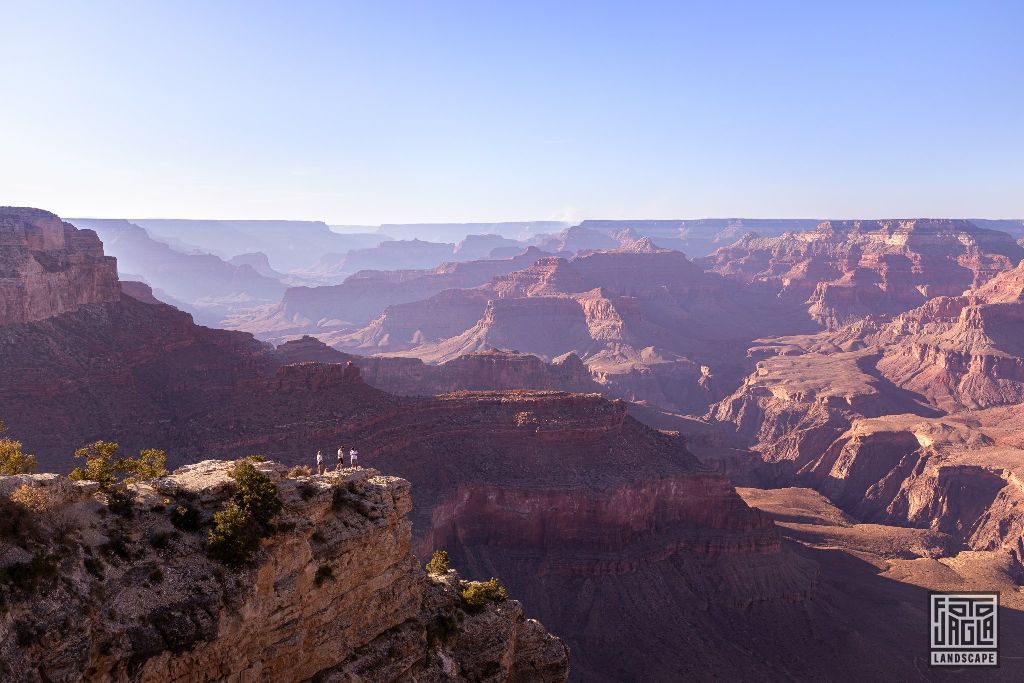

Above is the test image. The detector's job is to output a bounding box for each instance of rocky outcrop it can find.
[0,461,568,681]
[453,234,527,260]
[0,208,119,326]
[700,219,1024,328]
[867,262,1024,410]
[272,337,599,397]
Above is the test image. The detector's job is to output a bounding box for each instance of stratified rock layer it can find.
[700,219,1024,328]
[0,208,119,325]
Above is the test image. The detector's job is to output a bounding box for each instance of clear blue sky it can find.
[1,1,1021,223]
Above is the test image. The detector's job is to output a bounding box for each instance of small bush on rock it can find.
[229,461,282,530]
[288,465,313,479]
[459,578,508,613]
[207,503,260,567]
[68,442,167,492]
[170,504,202,532]
[106,488,136,517]
[207,464,282,567]
[425,549,450,575]
[0,420,36,475]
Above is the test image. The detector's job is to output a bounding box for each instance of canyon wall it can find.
[699,219,1024,328]
[0,208,119,325]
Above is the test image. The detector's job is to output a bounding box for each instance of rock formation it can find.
[575,218,823,256]
[228,248,553,345]
[0,460,569,681]
[869,261,1024,411]
[0,208,119,326]
[347,246,816,414]
[699,219,1024,328]
[274,338,599,397]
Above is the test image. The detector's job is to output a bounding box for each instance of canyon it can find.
[7,206,1024,680]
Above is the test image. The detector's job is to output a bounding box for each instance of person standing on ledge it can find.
[316,449,324,475]
[336,445,345,471]
[349,447,359,468]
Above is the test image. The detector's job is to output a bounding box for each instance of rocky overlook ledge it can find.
[0,460,569,682]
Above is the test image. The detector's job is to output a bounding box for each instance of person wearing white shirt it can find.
[349,448,359,468]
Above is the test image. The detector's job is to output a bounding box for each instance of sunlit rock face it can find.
[700,219,1024,328]
[0,207,119,325]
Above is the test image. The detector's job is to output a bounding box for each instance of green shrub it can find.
[206,463,283,567]
[207,503,260,567]
[68,442,168,492]
[459,578,508,613]
[0,419,35,475]
[0,425,37,475]
[68,441,120,491]
[106,488,136,517]
[314,564,335,587]
[170,505,202,532]
[121,448,168,484]
[425,549,450,575]
[229,461,282,530]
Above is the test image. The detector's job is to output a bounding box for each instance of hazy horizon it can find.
[2,1,1022,223]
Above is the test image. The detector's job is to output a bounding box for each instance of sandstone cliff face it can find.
[699,219,1024,328]
[868,262,1024,411]
[0,208,119,326]
[0,461,569,682]
[709,329,1024,562]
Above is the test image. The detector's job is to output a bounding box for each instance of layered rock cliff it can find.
[869,261,1024,411]
[0,208,119,326]
[699,219,1024,328]
[0,460,569,682]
